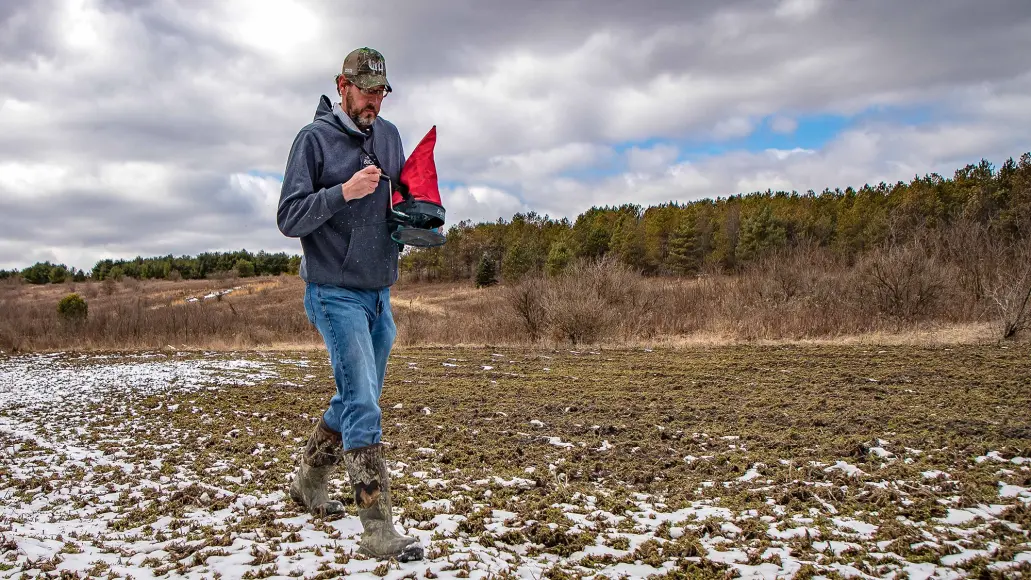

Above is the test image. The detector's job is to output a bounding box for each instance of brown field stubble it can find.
[0,240,1028,353]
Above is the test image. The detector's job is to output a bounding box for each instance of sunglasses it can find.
[355,85,391,98]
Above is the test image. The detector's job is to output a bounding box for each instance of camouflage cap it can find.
[340,47,391,91]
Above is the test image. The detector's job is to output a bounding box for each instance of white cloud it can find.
[626,144,680,174]
[770,116,799,134]
[711,117,756,140]
[440,185,531,226]
[776,0,822,21]
[2,0,1031,271]
[228,173,283,215]
[472,143,613,185]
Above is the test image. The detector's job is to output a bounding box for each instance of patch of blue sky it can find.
[246,169,284,181]
[556,104,937,181]
[437,180,466,191]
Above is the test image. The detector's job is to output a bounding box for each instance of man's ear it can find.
[335,75,347,97]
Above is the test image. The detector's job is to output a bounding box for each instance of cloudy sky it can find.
[2,0,1030,271]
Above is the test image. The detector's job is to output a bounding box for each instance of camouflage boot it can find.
[342,443,423,562]
[289,418,345,517]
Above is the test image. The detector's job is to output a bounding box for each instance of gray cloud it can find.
[0,0,63,63]
[1,0,1030,271]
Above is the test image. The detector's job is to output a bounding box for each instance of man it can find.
[276,47,422,563]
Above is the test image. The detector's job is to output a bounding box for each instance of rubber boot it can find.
[342,443,424,562]
[289,417,346,517]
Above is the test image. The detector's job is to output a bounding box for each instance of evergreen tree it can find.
[583,225,610,258]
[611,214,646,268]
[738,205,787,262]
[57,293,88,321]
[501,237,536,282]
[641,204,681,272]
[475,254,497,288]
[711,202,742,271]
[21,262,55,284]
[235,259,255,277]
[546,241,572,276]
[667,219,701,275]
[48,264,70,284]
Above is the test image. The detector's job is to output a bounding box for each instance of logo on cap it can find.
[340,47,391,90]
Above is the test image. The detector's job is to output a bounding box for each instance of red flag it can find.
[394,125,441,207]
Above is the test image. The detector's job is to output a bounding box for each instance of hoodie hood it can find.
[313,94,373,139]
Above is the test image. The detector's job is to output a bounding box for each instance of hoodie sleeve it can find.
[277,128,349,238]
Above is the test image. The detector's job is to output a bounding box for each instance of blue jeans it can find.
[303,282,396,451]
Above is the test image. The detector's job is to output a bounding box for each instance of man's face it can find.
[340,79,387,131]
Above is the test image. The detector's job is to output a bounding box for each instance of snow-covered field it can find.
[1,347,1029,579]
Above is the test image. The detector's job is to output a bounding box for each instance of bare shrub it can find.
[650,276,716,336]
[548,288,609,345]
[938,219,995,313]
[742,239,836,305]
[985,237,1031,339]
[856,237,949,323]
[504,275,549,342]
[724,240,869,339]
[545,256,655,345]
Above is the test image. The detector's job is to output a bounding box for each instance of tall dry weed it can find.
[984,236,1031,339]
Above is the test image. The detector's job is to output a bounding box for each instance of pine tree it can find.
[57,293,88,322]
[580,220,612,258]
[48,265,68,284]
[738,205,786,262]
[235,259,255,277]
[611,214,645,268]
[21,262,54,285]
[501,238,536,282]
[546,241,572,276]
[667,219,701,275]
[711,203,742,271]
[475,254,497,288]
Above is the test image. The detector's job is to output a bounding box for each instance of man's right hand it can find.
[342,165,381,201]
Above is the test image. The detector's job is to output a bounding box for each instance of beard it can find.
[345,91,378,130]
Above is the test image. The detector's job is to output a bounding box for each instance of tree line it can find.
[402,153,1031,284]
[4,250,301,284]
[4,152,1029,286]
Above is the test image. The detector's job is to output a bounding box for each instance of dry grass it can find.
[0,275,322,352]
[2,231,1029,353]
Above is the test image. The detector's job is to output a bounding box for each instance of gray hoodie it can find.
[277,95,405,289]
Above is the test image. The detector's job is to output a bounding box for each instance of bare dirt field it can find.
[2,343,1029,578]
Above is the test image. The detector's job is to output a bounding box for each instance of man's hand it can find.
[342,166,381,201]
